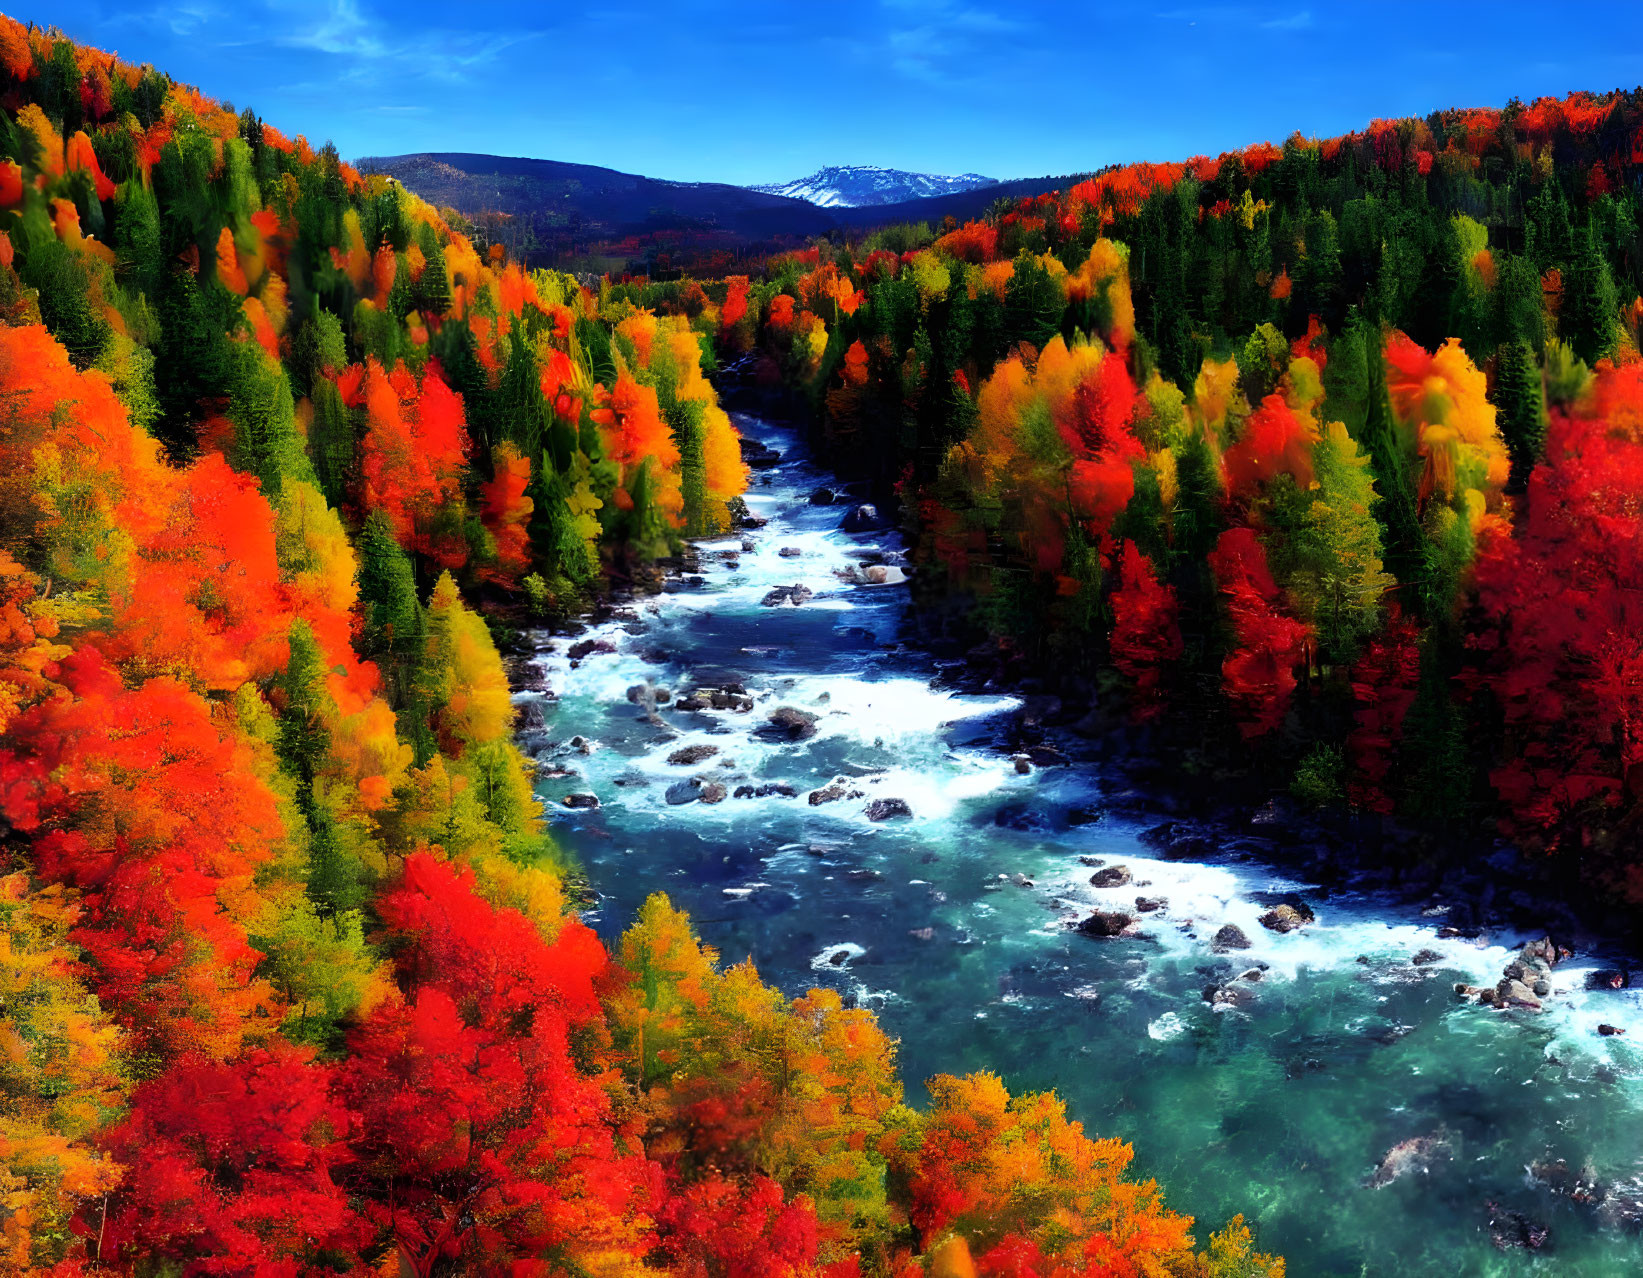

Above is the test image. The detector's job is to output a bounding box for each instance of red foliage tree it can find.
[1107,542,1182,719]
[1347,614,1421,813]
[342,852,657,1271]
[479,442,533,587]
[1209,528,1312,736]
[97,1044,360,1272]
[1471,361,1643,854]
[356,360,470,568]
[0,648,279,1060]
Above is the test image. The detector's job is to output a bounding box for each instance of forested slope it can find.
[0,16,1280,1278]
[690,91,1643,898]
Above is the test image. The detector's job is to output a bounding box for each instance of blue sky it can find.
[21,1,1643,185]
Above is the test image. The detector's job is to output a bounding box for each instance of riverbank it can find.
[503,399,1643,1275]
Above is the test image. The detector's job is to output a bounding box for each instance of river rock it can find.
[1212,924,1252,952]
[1141,821,1215,860]
[561,793,600,810]
[760,584,813,607]
[863,565,890,584]
[698,782,727,805]
[1203,983,1253,1009]
[1366,1131,1452,1187]
[1486,1204,1549,1251]
[760,706,818,740]
[864,797,912,821]
[665,780,704,806]
[1600,1023,1627,1036]
[668,744,719,766]
[841,504,882,533]
[808,780,863,806]
[568,735,594,754]
[1258,903,1314,934]
[1587,968,1630,990]
[741,438,781,469]
[1076,910,1133,938]
[1089,865,1132,888]
[1496,978,1542,1009]
[809,486,836,505]
[1529,1158,1605,1205]
[567,638,617,661]
[1411,948,1444,966]
[1012,754,1032,774]
[778,545,802,557]
[1135,897,1165,912]
[1458,936,1567,1013]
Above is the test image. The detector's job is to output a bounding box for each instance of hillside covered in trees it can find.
[676,90,1643,905]
[0,15,1292,1278]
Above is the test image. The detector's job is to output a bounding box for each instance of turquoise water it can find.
[527,414,1643,1275]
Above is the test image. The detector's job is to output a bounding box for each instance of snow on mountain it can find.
[748,165,997,209]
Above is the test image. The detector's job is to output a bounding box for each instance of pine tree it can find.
[1491,338,1546,490]
[1560,226,1619,366]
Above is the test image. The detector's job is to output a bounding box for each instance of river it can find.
[522,409,1643,1276]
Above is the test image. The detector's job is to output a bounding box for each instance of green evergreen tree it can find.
[1560,226,1619,366]
[1491,338,1546,490]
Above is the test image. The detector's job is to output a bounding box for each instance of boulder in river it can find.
[862,565,890,584]
[665,780,704,806]
[808,780,863,806]
[667,744,719,766]
[809,486,835,505]
[1089,865,1132,888]
[1076,911,1133,938]
[1141,820,1214,860]
[567,638,617,661]
[698,782,727,805]
[1586,967,1630,990]
[759,706,818,740]
[760,584,813,607]
[1203,983,1253,1010]
[1486,1203,1549,1251]
[1258,903,1314,934]
[1366,1131,1452,1188]
[561,793,600,810]
[1135,897,1165,913]
[864,797,912,821]
[1599,1023,1627,1036]
[740,438,782,469]
[1457,935,1567,1013]
[841,504,882,533]
[1411,948,1444,966]
[1212,924,1252,952]
[778,545,802,558]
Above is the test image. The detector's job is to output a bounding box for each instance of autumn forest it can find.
[6,8,1643,1278]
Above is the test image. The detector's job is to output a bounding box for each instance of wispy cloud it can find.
[265,0,545,92]
[877,0,1033,88]
[1262,9,1313,30]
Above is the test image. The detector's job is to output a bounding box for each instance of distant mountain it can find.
[355,152,834,265]
[749,165,997,209]
[360,152,1097,270]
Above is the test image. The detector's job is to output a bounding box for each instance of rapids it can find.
[523,412,1643,1275]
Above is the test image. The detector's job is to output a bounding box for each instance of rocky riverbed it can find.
[514,410,1643,1276]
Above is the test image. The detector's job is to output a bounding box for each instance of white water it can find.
[523,413,1643,1275]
